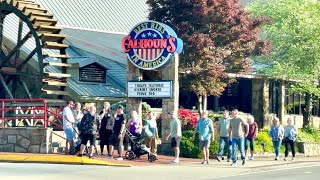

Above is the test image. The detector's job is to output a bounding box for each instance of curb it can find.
[0,154,131,167]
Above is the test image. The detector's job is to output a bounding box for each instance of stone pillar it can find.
[278,80,285,123]
[126,60,142,117]
[252,79,270,128]
[160,54,179,154]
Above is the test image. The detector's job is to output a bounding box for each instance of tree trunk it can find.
[198,94,203,113]
[303,93,312,127]
[203,94,207,111]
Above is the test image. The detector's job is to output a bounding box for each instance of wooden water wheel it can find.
[0,0,71,99]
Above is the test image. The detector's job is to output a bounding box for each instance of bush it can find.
[180,130,201,158]
[254,131,274,153]
[178,109,200,131]
[297,125,320,143]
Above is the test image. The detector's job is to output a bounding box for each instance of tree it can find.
[147,0,270,111]
[248,0,320,127]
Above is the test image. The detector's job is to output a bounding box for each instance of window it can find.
[79,63,107,83]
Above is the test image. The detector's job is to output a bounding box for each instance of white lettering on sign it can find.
[128,81,172,98]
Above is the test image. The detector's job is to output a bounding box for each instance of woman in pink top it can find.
[245,115,258,160]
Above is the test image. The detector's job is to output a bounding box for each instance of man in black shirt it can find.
[106,105,126,160]
[99,102,114,155]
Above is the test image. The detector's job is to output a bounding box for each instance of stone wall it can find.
[297,142,320,157]
[252,79,269,129]
[0,127,52,153]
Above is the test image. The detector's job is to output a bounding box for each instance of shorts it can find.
[110,133,124,147]
[171,137,181,148]
[81,134,96,146]
[200,139,211,149]
[64,127,74,141]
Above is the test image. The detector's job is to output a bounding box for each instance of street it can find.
[0,161,320,180]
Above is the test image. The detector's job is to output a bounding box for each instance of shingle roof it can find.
[35,0,149,33]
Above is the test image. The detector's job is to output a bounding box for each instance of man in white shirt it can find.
[63,100,76,154]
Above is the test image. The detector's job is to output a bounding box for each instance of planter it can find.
[297,142,320,157]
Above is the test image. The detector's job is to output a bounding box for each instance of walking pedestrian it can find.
[217,110,232,162]
[63,100,76,154]
[284,117,298,161]
[106,105,126,160]
[229,109,249,166]
[166,111,182,163]
[144,112,159,157]
[77,105,100,158]
[245,115,258,160]
[99,102,114,155]
[269,117,284,160]
[192,111,214,164]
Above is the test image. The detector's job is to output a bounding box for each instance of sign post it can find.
[123,21,183,153]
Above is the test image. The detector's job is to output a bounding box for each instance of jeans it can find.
[231,137,245,163]
[272,140,282,157]
[217,137,231,159]
[244,138,255,151]
[284,139,296,158]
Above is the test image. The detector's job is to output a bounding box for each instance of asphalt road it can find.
[0,162,319,180]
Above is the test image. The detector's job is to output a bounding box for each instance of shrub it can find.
[178,109,200,130]
[254,131,274,153]
[297,125,320,143]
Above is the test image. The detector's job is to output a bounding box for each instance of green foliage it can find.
[254,131,274,153]
[142,102,152,119]
[297,125,320,142]
[248,0,320,97]
[180,130,201,158]
[208,113,223,122]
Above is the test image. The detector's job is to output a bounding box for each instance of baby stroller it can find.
[124,128,157,162]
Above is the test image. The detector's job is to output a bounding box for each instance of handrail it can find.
[0,98,52,129]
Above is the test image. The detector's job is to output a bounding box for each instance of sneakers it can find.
[227,158,231,162]
[284,157,287,161]
[216,156,222,162]
[117,157,123,161]
[106,154,112,159]
[275,156,279,160]
[249,156,254,160]
[230,162,237,167]
[242,159,246,165]
[206,159,210,164]
[292,157,295,161]
[173,158,179,163]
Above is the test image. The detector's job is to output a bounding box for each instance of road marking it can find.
[211,163,320,179]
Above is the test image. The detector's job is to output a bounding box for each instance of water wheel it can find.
[0,0,71,99]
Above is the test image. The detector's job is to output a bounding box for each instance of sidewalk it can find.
[0,152,319,168]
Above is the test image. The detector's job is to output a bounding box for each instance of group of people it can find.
[212,109,298,166]
[62,100,298,165]
[62,101,160,160]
